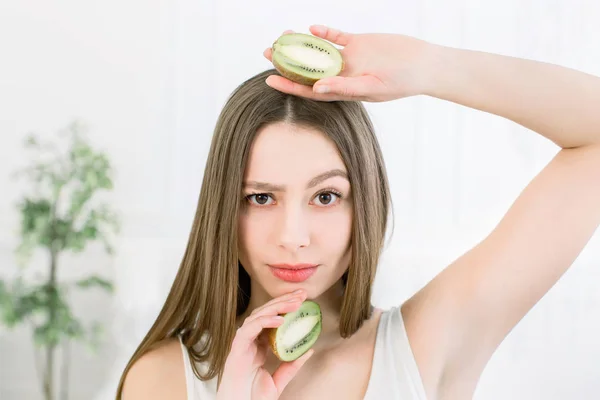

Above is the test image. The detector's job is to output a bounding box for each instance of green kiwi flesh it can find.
[268,300,322,362]
[271,33,344,86]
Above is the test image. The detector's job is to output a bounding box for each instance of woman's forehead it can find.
[244,122,347,185]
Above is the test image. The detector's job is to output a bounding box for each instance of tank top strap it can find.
[179,334,199,399]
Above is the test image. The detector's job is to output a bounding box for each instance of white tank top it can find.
[179,305,428,399]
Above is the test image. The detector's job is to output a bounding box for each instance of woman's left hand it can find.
[263,25,438,102]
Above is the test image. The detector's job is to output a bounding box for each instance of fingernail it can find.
[293,289,303,294]
[314,85,329,94]
[312,25,326,35]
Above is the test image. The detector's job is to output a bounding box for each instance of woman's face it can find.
[238,121,353,300]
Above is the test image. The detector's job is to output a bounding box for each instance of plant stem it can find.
[43,180,63,400]
[43,248,58,400]
[60,339,70,400]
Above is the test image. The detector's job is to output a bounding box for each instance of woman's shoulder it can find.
[121,337,187,400]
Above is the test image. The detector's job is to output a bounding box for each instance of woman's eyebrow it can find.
[243,169,348,192]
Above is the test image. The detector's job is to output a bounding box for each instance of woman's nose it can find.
[276,206,310,251]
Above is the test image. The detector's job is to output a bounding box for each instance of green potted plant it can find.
[0,120,120,400]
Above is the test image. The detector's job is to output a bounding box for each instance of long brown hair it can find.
[116,68,394,397]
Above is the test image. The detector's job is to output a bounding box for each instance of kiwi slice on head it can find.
[271,33,344,86]
[268,300,322,362]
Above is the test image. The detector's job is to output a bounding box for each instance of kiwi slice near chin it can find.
[271,33,344,86]
[268,300,322,362]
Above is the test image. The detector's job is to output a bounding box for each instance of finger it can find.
[263,47,272,61]
[233,315,285,352]
[309,25,352,46]
[249,289,306,318]
[272,349,315,394]
[247,297,304,325]
[253,335,268,368]
[312,75,381,100]
[265,75,340,102]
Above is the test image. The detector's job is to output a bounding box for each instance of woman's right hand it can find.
[216,289,314,400]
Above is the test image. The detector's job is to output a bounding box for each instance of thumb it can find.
[313,76,376,99]
[272,349,314,394]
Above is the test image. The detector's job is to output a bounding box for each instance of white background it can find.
[1,0,599,399]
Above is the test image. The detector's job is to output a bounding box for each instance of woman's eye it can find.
[247,194,274,206]
[314,191,341,206]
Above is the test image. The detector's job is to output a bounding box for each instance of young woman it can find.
[117,25,600,399]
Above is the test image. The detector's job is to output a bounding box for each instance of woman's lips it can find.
[269,266,318,282]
